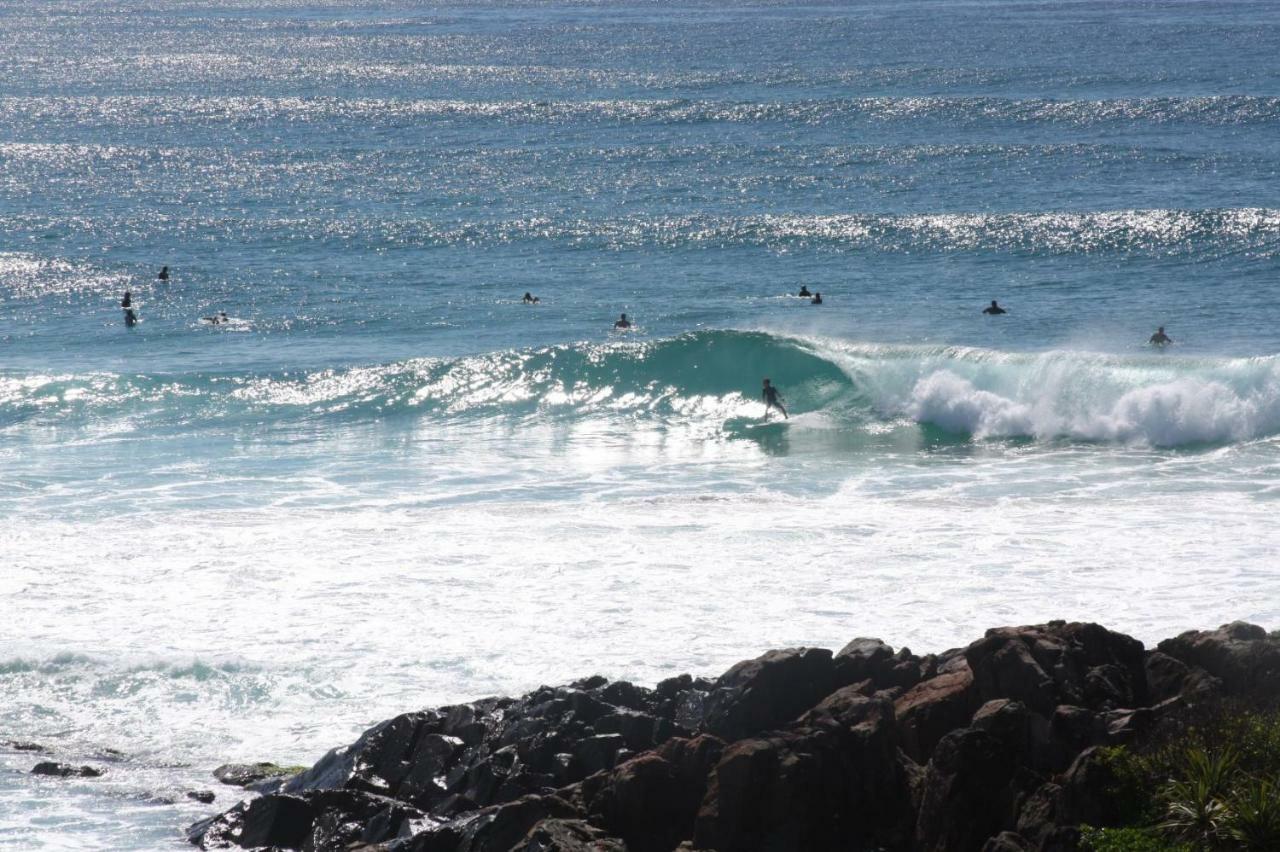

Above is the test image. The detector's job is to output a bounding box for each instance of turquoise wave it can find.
[4,330,1280,447]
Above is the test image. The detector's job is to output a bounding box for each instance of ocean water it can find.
[3,0,1280,846]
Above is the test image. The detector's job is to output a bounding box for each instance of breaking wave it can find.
[5,331,1280,448]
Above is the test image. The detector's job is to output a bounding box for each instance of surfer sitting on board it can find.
[121,291,132,308]
[522,292,539,304]
[811,292,823,304]
[762,378,788,420]
[157,266,169,281]
[1149,326,1172,346]
[983,300,1006,315]
[798,286,811,297]
[614,313,632,329]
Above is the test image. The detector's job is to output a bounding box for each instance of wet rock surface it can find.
[188,620,1279,852]
[31,762,104,778]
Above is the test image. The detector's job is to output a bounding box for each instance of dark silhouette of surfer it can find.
[522,292,539,304]
[120,291,132,308]
[614,313,632,329]
[1149,326,1172,346]
[762,378,788,420]
[157,266,169,281]
[983,300,1007,315]
[811,292,823,305]
[204,311,229,325]
[798,286,812,297]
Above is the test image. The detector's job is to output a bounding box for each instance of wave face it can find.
[7,331,1280,448]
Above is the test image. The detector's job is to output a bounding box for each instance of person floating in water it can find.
[614,313,632,329]
[1149,326,1172,346]
[157,266,169,281]
[798,286,812,297]
[120,291,132,308]
[522,292,540,304]
[811,292,823,305]
[983,300,1007,315]
[762,378,788,420]
[203,311,229,325]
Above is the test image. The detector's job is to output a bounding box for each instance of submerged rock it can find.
[212,761,303,791]
[4,741,48,753]
[186,620,1279,852]
[31,762,104,778]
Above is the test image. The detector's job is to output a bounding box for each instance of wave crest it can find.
[5,331,1280,448]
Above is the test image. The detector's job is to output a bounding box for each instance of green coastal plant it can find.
[1079,826,1191,852]
[1078,711,1280,851]
[1224,777,1280,849]
[1158,747,1237,844]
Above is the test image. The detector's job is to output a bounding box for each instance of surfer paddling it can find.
[762,378,788,420]
[1149,326,1172,346]
[614,313,632,329]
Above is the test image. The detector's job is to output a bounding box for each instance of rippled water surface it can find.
[3,0,1280,847]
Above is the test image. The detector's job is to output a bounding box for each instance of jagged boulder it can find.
[213,761,300,793]
[577,734,724,852]
[188,789,425,851]
[693,690,911,851]
[914,727,1023,852]
[393,794,579,852]
[833,638,931,691]
[284,680,679,818]
[31,762,103,778]
[894,663,978,762]
[1157,621,1280,697]
[965,622,1148,713]
[512,819,628,851]
[687,647,843,741]
[1144,650,1222,704]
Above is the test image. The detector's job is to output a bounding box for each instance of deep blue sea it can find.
[2,0,1279,846]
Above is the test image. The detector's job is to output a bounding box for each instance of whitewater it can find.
[3,0,1280,847]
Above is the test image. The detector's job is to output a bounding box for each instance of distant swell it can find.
[6,331,1280,448]
[5,95,1280,128]
[4,208,1277,258]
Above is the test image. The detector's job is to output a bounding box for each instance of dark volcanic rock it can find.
[512,818,628,851]
[693,690,911,851]
[915,727,1021,852]
[393,794,578,852]
[1157,621,1280,697]
[578,735,724,852]
[189,789,424,851]
[213,762,299,789]
[983,831,1034,852]
[1144,650,1222,704]
[965,622,1148,713]
[284,678,680,823]
[185,620,1280,852]
[4,741,47,753]
[31,762,103,778]
[894,664,977,762]
[694,647,842,741]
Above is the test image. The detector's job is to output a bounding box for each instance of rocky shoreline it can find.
[187,621,1280,851]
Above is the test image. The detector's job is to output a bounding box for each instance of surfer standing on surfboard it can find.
[762,378,788,420]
